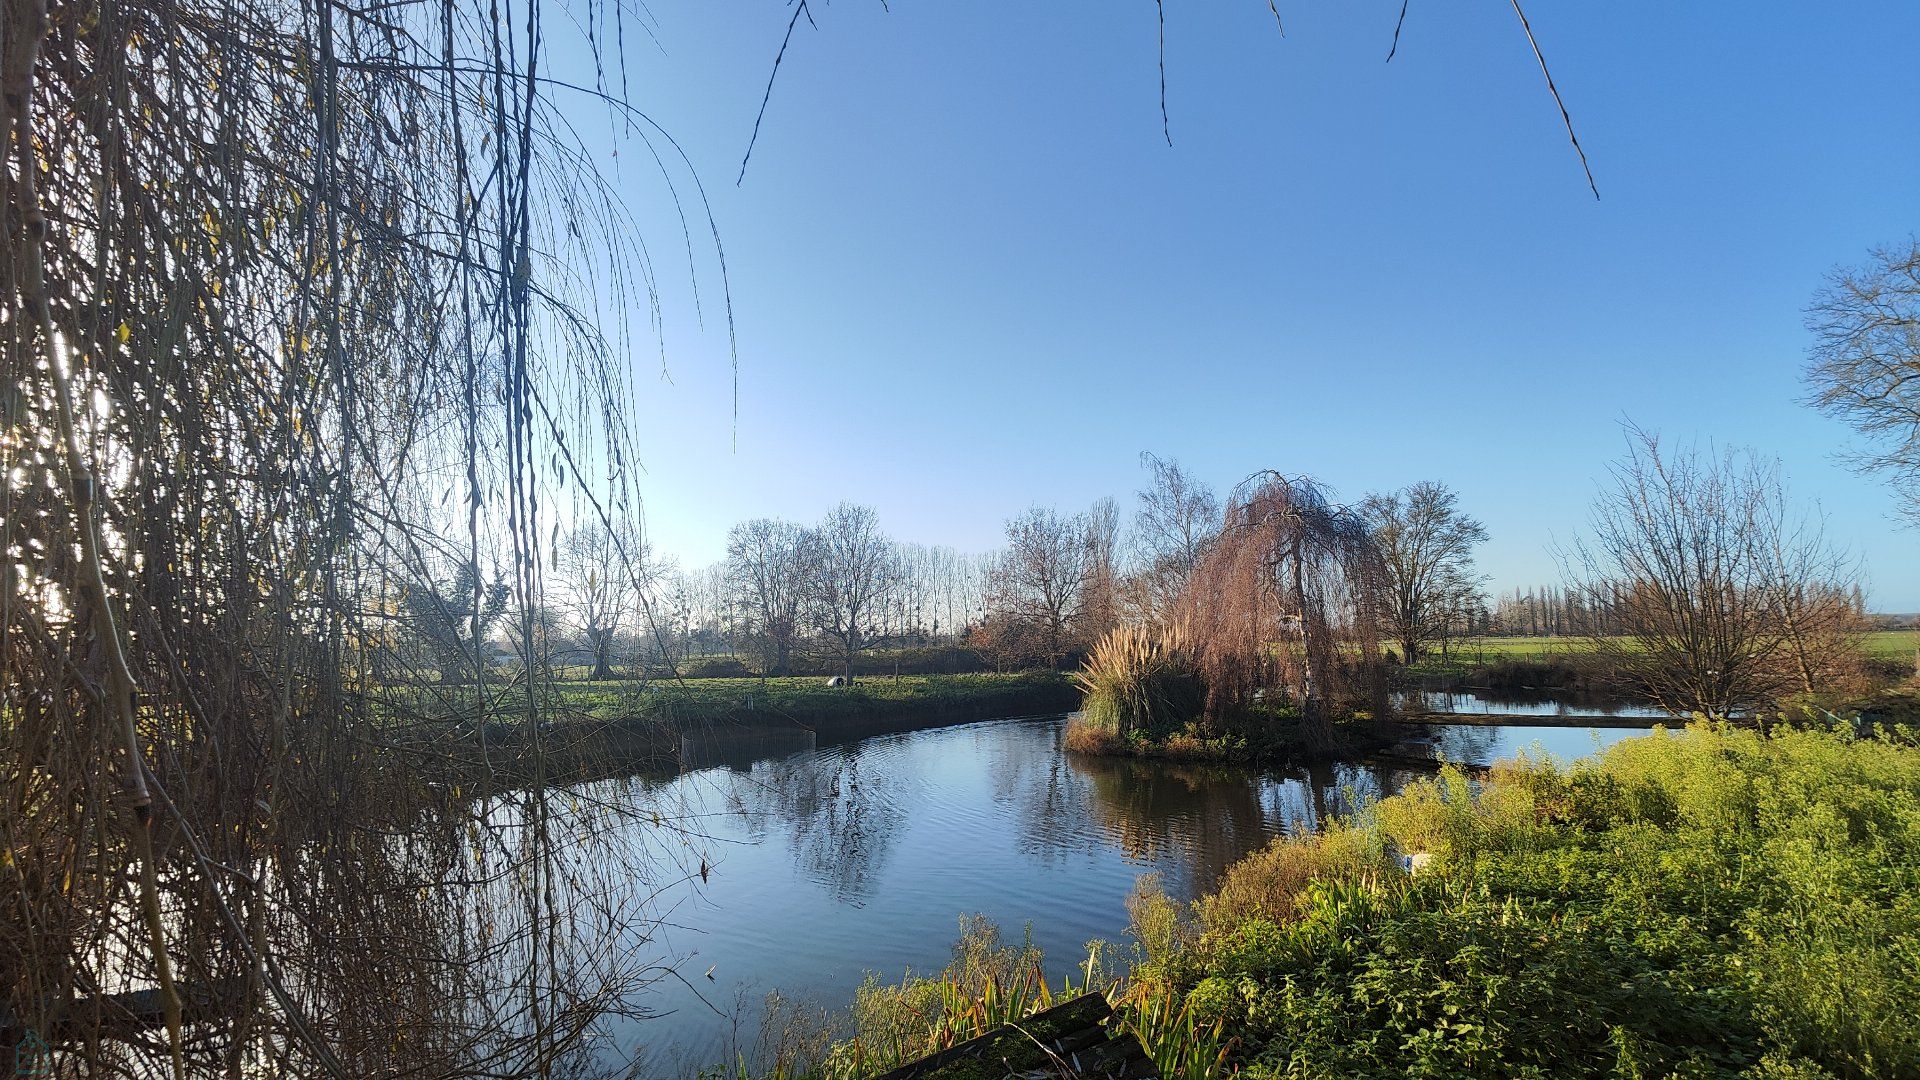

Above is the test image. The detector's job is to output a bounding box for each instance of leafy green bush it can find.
[1133,722,1920,1078]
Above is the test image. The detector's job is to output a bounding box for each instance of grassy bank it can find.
[554,671,1078,736]
[1407,630,1920,677]
[411,672,1081,786]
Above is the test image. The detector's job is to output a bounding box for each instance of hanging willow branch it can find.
[2,0,722,1071]
[1174,473,1390,745]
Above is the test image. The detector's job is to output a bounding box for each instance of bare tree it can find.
[1084,496,1123,640]
[990,506,1095,668]
[556,521,651,680]
[1754,487,1869,697]
[1361,481,1489,664]
[1805,240,1920,521]
[1176,473,1388,744]
[1569,428,1860,718]
[802,503,902,684]
[726,518,810,676]
[1131,453,1221,621]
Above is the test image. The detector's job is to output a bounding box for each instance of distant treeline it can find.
[1486,582,1870,640]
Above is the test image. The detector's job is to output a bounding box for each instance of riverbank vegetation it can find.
[732,721,1920,1079]
[550,672,1077,742]
[1122,720,1920,1078]
[382,672,1078,785]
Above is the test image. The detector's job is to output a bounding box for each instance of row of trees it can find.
[429,238,1920,711]
[525,458,1498,685]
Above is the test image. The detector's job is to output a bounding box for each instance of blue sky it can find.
[555,2,1920,608]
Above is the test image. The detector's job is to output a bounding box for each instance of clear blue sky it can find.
[553,2,1920,609]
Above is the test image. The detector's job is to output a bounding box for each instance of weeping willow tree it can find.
[1175,473,1390,745]
[1,0,719,1072]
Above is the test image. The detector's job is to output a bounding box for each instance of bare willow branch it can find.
[1509,0,1599,199]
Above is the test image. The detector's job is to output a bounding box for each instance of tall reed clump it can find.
[815,917,1082,1078]
[1071,625,1208,746]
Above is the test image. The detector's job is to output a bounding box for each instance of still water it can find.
[599,714,1656,1069]
[1398,689,1673,721]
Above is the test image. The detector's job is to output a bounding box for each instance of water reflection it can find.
[1398,689,1672,720]
[680,723,816,772]
[619,714,1654,1063]
[1068,754,1281,896]
[722,739,905,904]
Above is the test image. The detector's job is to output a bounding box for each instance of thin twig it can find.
[1386,0,1410,62]
[1157,0,1172,146]
[739,0,813,184]
[1509,0,1599,199]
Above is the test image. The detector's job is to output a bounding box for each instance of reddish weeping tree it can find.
[1176,473,1390,743]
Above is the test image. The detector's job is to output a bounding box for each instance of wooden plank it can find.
[868,993,1160,1080]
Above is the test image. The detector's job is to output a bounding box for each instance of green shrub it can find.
[1140,722,1920,1078]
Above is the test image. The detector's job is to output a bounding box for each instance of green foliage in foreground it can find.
[715,723,1920,1079]
[703,918,1234,1080]
[1130,722,1920,1078]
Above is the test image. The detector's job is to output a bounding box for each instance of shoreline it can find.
[417,672,1081,786]
[1388,711,1669,729]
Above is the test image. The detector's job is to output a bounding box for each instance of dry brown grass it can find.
[1195,826,1392,931]
[1063,717,1128,755]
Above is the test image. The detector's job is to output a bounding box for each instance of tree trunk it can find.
[1291,552,1324,739]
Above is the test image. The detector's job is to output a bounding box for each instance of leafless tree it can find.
[968,612,1045,673]
[1361,481,1489,664]
[990,506,1095,668]
[1568,427,1862,718]
[1805,240,1920,521]
[802,503,902,684]
[1130,453,1221,621]
[557,521,654,680]
[1176,473,1389,743]
[726,518,810,676]
[1084,496,1123,640]
[1753,487,1869,697]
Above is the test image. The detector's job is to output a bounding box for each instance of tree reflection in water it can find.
[1066,752,1425,900]
[720,739,906,904]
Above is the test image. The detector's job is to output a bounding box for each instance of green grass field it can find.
[549,670,1077,729]
[1448,630,1919,662]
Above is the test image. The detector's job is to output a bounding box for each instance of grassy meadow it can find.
[1435,630,1920,662]
[545,670,1078,733]
[1459,626,1912,653]
[1398,631,1920,687]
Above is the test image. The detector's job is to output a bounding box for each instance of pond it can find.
[597,713,1659,1071]
[1397,689,1675,721]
